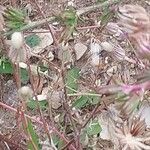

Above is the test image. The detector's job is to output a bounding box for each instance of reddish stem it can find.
[0,102,76,150]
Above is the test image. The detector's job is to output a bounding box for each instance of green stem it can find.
[3,0,121,36]
[4,17,55,36]
[77,0,121,15]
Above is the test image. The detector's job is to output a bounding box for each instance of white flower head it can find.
[18,86,33,101]
[11,32,24,49]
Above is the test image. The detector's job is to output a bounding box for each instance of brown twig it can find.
[60,138,75,150]
[27,60,52,145]
[33,0,59,47]
[25,25,101,34]
[0,133,25,150]
[77,0,121,15]
[0,101,76,150]
[60,67,81,149]
[81,76,113,129]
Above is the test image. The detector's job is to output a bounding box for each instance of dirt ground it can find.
[0,0,150,150]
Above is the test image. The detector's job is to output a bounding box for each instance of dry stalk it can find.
[60,63,81,149]
[32,0,59,47]
[0,133,25,150]
[0,101,76,150]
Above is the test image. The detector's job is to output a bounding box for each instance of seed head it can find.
[9,32,31,63]
[18,86,33,101]
[11,32,23,49]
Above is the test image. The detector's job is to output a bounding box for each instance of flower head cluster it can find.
[117,5,150,60]
[118,5,150,34]
[113,117,150,150]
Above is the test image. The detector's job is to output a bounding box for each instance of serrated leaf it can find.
[0,59,13,74]
[87,120,102,136]
[88,93,99,105]
[72,96,88,109]
[66,67,80,94]
[27,99,48,110]
[72,92,99,109]
[61,9,77,27]
[60,8,78,42]
[27,119,41,150]
[25,34,41,48]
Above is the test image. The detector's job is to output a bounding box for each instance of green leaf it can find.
[27,119,41,150]
[72,92,99,109]
[27,99,48,111]
[99,8,114,26]
[60,8,78,42]
[0,59,13,74]
[21,68,29,83]
[51,134,60,145]
[72,96,88,109]
[57,138,65,150]
[87,120,102,136]
[4,8,27,32]
[88,93,99,105]
[66,67,80,94]
[25,34,41,48]
[0,58,29,82]
[61,9,77,27]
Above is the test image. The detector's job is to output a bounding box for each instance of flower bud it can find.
[11,32,23,49]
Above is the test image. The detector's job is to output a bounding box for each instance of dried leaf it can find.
[74,42,87,60]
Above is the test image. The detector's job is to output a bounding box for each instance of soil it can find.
[0,0,150,150]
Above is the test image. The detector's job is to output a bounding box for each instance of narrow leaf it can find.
[27,119,41,150]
